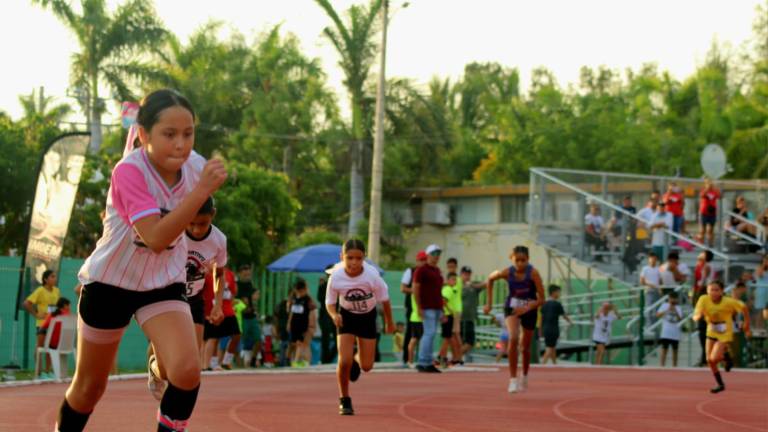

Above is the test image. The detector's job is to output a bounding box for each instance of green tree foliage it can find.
[5,0,768,261]
[0,114,38,254]
[214,162,299,268]
[32,0,168,152]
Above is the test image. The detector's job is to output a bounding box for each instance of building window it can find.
[501,196,527,223]
[453,197,496,225]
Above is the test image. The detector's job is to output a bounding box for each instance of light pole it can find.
[367,0,390,263]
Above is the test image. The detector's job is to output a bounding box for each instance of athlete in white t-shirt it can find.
[57,90,227,432]
[146,197,228,400]
[325,239,394,416]
[592,303,620,365]
[656,292,683,367]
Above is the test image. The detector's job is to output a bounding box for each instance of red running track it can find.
[0,366,766,431]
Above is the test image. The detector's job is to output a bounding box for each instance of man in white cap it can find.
[413,244,444,373]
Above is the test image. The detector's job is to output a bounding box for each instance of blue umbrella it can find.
[267,243,384,274]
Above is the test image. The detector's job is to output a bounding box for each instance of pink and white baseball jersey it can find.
[185,224,227,297]
[78,148,206,291]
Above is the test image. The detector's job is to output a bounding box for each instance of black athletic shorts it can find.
[441,316,455,338]
[186,292,205,325]
[289,325,309,343]
[461,321,476,346]
[410,322,424,339]
[339,307,377,340]
[79,281,186,329]
[544,330,559,348]
[504,307,538,331]
[203,315,240,340]
[659,338,679,349]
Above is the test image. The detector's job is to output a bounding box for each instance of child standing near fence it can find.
[592,303,620,365]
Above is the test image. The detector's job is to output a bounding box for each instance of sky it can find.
[1,0,762,124]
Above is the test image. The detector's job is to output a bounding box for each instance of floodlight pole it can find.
[368,0,389,263]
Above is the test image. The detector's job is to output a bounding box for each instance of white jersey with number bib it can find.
[78,148,205,291]
[326,263,389,314]
[185,224,227,297]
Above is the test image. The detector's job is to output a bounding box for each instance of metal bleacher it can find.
[518,168,768,366]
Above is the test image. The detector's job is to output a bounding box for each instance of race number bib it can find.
[223,288,232,300]
[711,323,727,334]
[508,298,529,309]
[291,304,305,314]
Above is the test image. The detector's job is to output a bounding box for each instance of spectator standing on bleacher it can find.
[460,266,485,362]
[636,199,658,243]
[607,196,637,250]
[585,204,609,261]
[663,182,686,234]
[540,285,571,364]
[698,178,721,247]
[656,291,682,367]
[649,202,674,259]
[640,253,662,325]
[659,252,690,289]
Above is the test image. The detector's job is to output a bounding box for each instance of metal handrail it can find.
[534,241,637,288]
[532,167,768,188]
[531,168,731,284]
[724,210,766,246]
[625,284,689,334]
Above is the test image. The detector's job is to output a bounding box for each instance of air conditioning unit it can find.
[423,202,452,226]
[396,208,416,227]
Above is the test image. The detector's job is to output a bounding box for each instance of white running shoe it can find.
[520,374,528,391]
[508,378,519,393]
[147,355,166,401]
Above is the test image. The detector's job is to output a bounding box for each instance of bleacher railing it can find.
[529,167,733,283]
[722,210,766,250]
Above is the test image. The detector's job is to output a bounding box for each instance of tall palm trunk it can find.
[348,139,365,235]
[88,72,103,153]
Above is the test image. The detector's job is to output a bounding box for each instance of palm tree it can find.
[19,87,72,126]
[315,0,382,235]
[18,87,73,147]
[32,0,167,152]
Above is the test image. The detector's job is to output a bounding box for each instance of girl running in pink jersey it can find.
[56,89,227,432]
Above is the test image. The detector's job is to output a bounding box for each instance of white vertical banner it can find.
[22,132,90,285]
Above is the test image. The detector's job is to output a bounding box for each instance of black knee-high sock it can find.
[723,351,732,363]
[713,372,724,387]
[158,382,200,432]
[57,398,92,432]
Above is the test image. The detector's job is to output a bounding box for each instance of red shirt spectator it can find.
[203,268,237,318]
[414,264,444,310]
[664,190,685,217]
[699,183,721,217]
